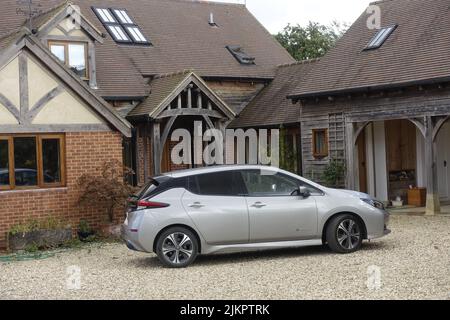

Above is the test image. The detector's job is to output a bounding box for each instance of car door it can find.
[241,170,319,242]
[182,170,249,245]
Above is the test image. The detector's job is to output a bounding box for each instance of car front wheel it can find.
[326,214,363,253]
[156,227,198,268]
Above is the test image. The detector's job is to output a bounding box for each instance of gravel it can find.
[0,215,449,300]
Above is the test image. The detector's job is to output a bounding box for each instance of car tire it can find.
[156,227,199,268]
[326,214,363,254]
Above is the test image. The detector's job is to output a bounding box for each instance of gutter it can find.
[287,76,450,102]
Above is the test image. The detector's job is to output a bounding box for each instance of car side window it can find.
[241,171,299,196]
[241,170,323,197]
[189,171,244,196]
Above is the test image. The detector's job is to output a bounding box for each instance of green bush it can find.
[322,159,346,188]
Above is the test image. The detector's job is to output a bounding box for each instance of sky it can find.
[212,0,374,33]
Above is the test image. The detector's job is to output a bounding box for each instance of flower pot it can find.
[77,231,95,242]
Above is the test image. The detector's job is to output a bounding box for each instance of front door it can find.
[437,122,450,200]
[181,170,249,245]
[241,170,318,242]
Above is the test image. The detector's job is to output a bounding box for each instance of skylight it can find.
[92,7,151,45]
[226,46,255,65]
[365,25,397,50]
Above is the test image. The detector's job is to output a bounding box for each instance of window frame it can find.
[0,134,66,191]
[48,40,89,79]
[312,129,329,159]
[364,25,398,51]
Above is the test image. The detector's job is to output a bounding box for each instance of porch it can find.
[347,114,450,215]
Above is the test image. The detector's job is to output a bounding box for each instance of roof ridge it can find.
[154,69,194,80]
[163,0,246,8]
[277,58,321,68]
[24,0,68,25]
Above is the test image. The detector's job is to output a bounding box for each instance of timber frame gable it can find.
[0,32,131,137]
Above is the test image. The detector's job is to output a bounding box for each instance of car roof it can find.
[163,165,281,178]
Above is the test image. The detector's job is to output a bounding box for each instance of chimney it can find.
[209,12,217,27]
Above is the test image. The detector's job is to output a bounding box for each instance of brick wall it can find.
[0,131,124,250]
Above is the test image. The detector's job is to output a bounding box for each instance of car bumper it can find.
[121,224,146,252]
[367,210,391,239]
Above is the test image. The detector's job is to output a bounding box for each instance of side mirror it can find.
[299,186,311,198]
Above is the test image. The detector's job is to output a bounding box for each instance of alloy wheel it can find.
[336,219,361,250]
[162,232,194,265]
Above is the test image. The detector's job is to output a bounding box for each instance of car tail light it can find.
[137,200,170,210]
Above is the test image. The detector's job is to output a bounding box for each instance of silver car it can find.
[122,165,390,268]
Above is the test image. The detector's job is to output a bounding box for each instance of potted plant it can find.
[7,217,72,252]
[77,219,95,242]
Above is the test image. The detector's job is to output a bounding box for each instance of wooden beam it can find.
[345,121,356,190]
[424,116,440,215]
[142,125,149,182]
[0,123,111,134]
[177,94,182,109]
[88,41,98,89]
[0,93,20,121]
[202,115,215,130]
[26,86,64,122]
[152,122,161,175]
[160,116,178,160]
[187,87,192,108]
[18,54,29,124]
[158,108,225,119]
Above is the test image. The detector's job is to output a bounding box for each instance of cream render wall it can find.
[0,56,20,110]
[32,91,103,124]
[28,57,59,109]
[0,103,18,124]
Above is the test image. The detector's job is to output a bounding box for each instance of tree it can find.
[275,21,347,61]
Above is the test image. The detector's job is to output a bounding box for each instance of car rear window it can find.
[189,171,244,196]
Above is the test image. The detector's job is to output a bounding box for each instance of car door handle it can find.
[251,202,266,208]
[189,202,205,208]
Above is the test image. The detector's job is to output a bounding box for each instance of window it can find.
[49,41,88,78]
[93,7,150,45]
[364,25,397,50]
[226,46,255,65]
[312,129,328,158]
[0,135,65,190]
[190,171,244,196]
[241,170,323,197]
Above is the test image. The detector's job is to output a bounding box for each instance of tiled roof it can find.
[128,70,192,117]
[0,0,294,98]
[229,59,319,128]
[289,0,450,98]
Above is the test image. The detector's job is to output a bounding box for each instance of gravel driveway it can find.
[0,215,449,300]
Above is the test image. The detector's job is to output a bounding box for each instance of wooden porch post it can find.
[424,116,441,215]
[345,121,356,190]
[152,121,162,176]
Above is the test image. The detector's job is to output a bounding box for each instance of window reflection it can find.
[0,140,9,187]
[14,137,38,187]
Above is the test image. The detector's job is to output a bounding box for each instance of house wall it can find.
[299,86,450,189]
[0,131,123,250]
[207,80,265,115]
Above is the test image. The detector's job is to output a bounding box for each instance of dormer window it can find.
[226,45,255,65]
[49,41,88,79]
[93,7,151,45]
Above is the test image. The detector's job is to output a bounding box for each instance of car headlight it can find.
[361,198,385,210]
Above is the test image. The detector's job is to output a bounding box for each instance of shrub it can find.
[77,160,136,223]
[322,159,346,188]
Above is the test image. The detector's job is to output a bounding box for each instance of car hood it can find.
[327,188,372,200]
